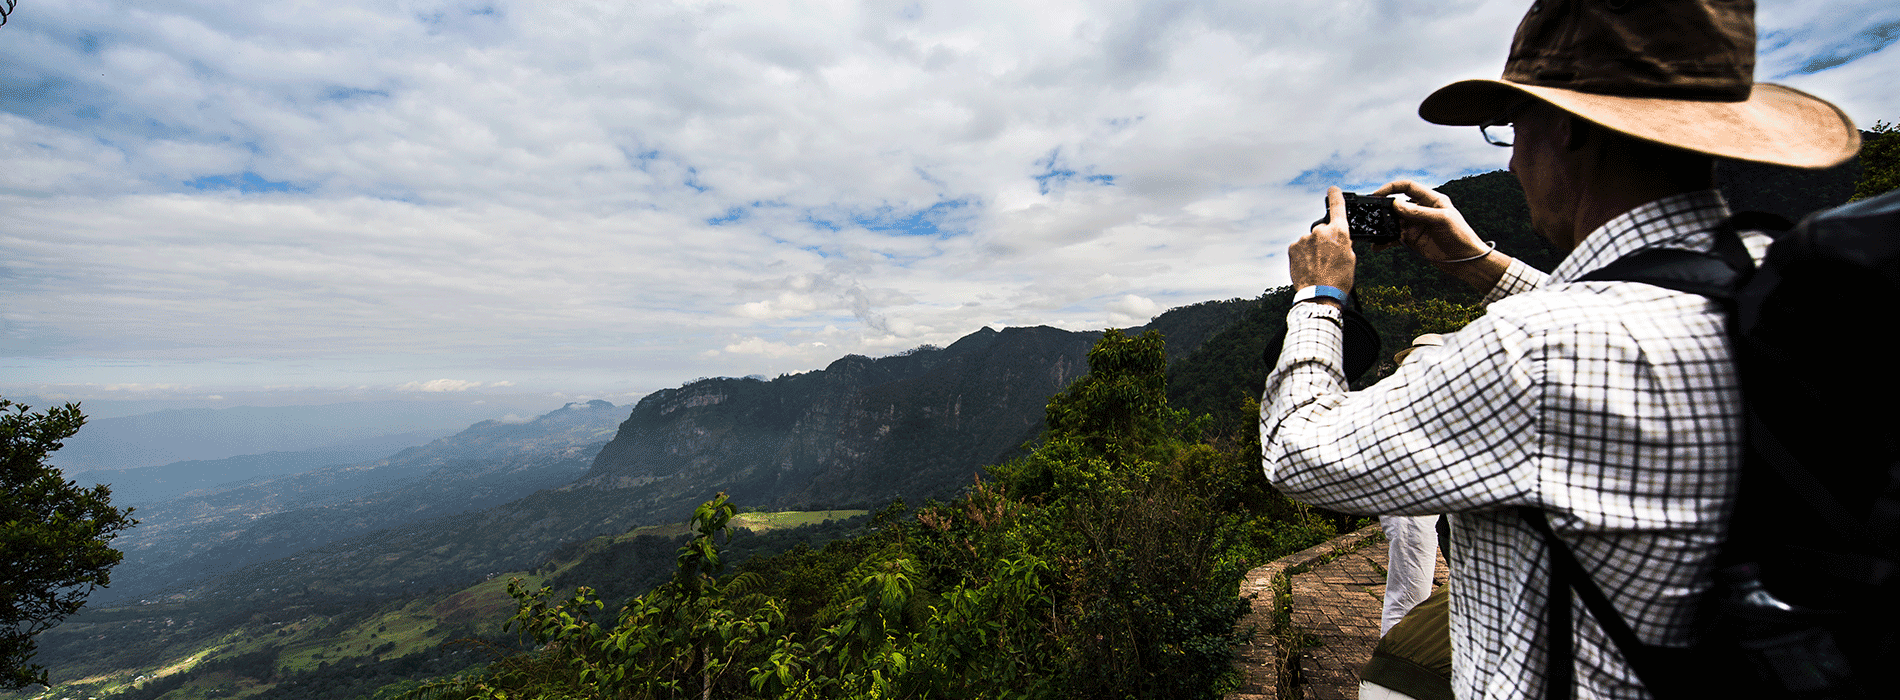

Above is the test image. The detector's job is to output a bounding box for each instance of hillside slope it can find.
[17,510,869,700]
[96,401,626,606]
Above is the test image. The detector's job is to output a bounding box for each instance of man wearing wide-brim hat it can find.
[1258,2,1858,699]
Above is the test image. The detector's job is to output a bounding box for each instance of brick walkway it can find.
[1226,523,1448,700]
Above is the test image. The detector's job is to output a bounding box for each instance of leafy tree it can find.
[1,399,137,689]
[416,493,784,700]
[1851,120,1899,202]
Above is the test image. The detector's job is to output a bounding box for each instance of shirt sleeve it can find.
[1263,302,1348,417]
[1260,306,1544,516]
[1482,257,1546,305]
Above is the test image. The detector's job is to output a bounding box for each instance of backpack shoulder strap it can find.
[1519,507,1690,700]
[1574,211,1789,298]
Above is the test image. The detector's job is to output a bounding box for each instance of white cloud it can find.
[720,336,837,361]
[88,383,189,393]
[2,0,1894,402]
[397,379,484,393]
[1106,294,1162,325]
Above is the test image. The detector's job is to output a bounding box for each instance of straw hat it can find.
[1418,0,1859,169]
[1393,334,1444,367]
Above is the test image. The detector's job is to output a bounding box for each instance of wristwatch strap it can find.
[1292,285,1349,305]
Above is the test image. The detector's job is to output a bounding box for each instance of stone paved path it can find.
[1226,523,1448,700]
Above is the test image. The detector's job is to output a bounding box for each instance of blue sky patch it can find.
[324,87,390,102]
[706,200,788,226]
[1288,166,1350,190]
[184,171,303,194]
[0,76,73,120]
[415,3,504,35]
[1290,164,1450,196]
[622,148,663,170]
[1778,19,1900,77]
[802,213,844,232]
[1032,147,1118,195]
[800,198,975,237]
[851,198,975,237]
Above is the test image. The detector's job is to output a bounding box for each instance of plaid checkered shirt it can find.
[1260,190,1768,700]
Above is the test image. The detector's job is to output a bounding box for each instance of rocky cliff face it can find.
[581,325,1098,509]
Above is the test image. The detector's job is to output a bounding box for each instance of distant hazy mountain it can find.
[72,430,450,508]
[93,400,626,605]
[50,400,550,472]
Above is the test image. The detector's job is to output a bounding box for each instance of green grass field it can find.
[732,510,865,531]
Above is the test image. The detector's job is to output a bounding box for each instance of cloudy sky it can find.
[4,0,1897,411]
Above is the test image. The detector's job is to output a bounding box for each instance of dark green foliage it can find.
[540,513,875,613]
[1141,297,1257,364]
[1038,328,1181,464]
[1,399,136,689]
[1718,151,1863,220]
[413,494,788,700]
[1165,288,1295,437]
[1851,121,1899,202]
[544,535,686,610]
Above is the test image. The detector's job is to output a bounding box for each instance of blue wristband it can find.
[1292,285,1348,305]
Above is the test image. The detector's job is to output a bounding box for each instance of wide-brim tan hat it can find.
[1419,0,1859,169]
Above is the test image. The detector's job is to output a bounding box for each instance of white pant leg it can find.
[1379,514,1439,636]
[1359,680,1426,700]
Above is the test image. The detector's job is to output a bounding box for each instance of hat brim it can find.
[1419,79,1860,169]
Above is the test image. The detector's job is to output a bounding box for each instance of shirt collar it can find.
[1547,190,1731,284]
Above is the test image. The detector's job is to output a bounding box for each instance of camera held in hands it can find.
[1317,192,1401,244]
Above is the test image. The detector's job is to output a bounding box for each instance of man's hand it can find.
[1289,186,1357,301]
[1372,180,1486,261]
[1373,179,1512,293]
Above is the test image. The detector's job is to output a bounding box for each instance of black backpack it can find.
[1522,188,1900,700]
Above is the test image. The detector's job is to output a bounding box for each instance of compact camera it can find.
[1319,192,1401,244]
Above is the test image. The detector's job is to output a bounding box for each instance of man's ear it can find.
[1562,114,1591,152]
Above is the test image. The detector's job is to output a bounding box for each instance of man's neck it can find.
[1564,161,1714,250]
